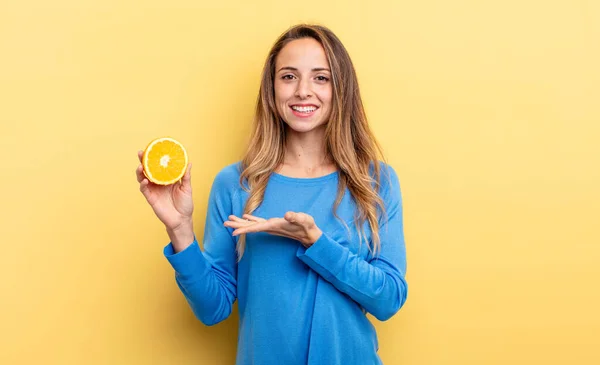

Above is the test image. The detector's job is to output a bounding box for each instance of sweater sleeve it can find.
[162,167,239,326]
[296,164,408,321]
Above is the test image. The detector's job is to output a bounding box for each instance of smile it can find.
[291,105,318,113]
[290,105,319,118]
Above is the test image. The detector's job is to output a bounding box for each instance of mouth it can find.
[289,104,319,118]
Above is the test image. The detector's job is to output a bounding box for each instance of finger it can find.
[234,218,283,236]
[224,215,255,229]
[224,219,247,228]
[223,221,256,229]
[233,221,270,236]
[285,212,312,227]
[242,214,266,222]
[284,211,298,223]
[228,215,247,223]
[139,178,150,195]
[182,162,192,184]
[136,164,144,182]
[138,150,143,163]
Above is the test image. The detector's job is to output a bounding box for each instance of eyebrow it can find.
[277,66,331,73]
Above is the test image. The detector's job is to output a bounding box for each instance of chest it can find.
[246,180,374,259]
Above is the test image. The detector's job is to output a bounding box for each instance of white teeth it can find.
[291,105,317,113]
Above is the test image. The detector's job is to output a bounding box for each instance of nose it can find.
[294,78,312,99]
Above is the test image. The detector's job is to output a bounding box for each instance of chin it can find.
[285,121,325,134]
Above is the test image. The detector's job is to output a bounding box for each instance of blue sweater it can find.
[163,162,408,365]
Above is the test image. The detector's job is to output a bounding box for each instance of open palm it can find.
[224,212,322,247]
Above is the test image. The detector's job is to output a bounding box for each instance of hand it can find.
[223,212,323,247]
[136,150,194,232]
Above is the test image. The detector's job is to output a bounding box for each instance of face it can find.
[274,37,333,134]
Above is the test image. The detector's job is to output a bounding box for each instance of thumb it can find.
[182,162,192,184]
[284,211,297,223]
[285,212,307,225]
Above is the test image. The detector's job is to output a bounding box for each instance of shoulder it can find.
[377,160,399,179]
[372,160,401,200]
[210,161,244,195]
[214,161,243,181]
[370,160,400,186]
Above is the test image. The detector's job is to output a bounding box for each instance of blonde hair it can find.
[237,24,389,260]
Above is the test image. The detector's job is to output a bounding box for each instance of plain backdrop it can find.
[1,0,599,364]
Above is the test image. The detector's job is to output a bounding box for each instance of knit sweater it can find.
[163,162,408,364]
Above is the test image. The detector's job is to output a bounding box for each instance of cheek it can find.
[274,84,292,105]
[320,90,333,109]
[320,89,333,119]
[273,86,286,115]
[321,96,333,113]
[273,83,282,102]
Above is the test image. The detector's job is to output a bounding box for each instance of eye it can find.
[316,75,329,82]
[281,74,295,80]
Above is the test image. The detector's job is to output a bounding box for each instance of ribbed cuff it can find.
[296,232,348,279]
[163,237,210,278]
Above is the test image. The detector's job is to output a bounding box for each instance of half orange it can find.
[142,137,189,185]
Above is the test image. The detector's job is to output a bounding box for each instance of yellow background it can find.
[1,0,599,364]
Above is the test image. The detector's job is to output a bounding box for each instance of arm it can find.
[296,165,408,321]
[163,168,239,326]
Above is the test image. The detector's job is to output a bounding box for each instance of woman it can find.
[136,24,408,365]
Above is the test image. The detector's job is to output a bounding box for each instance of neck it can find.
[279,126,335,177]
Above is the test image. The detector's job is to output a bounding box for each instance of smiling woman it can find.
[136,23,408,365]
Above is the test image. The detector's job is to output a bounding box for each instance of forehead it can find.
[275,38,329,69]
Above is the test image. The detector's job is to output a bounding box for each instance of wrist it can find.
[304,227,322,248]
[167,218,194,253]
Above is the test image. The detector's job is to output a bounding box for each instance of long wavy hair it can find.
[237,24,389,260]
